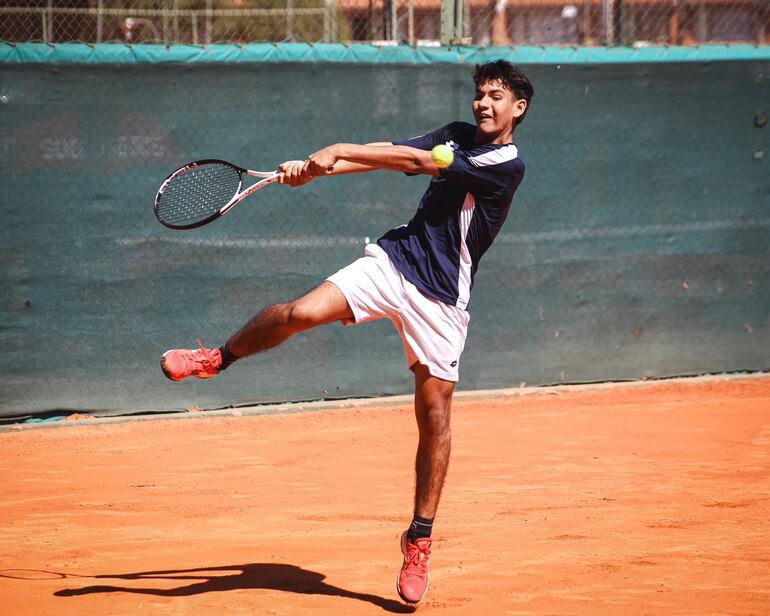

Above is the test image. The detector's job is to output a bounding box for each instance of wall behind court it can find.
[1,45,768,417]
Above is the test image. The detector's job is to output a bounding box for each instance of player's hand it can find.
[278,160,313,187]
[304,145,339,177]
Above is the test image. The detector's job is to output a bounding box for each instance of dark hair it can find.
[473,60,534,124]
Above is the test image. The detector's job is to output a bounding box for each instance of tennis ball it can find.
[431,144,454,168]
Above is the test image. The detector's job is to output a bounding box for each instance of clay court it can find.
[1,374,768,615]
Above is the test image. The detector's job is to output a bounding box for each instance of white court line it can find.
[117,236,364,248]
[118,218,770,249]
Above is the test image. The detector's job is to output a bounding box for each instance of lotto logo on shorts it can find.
[450,361,458,367]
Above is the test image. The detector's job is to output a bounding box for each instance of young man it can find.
[161,60,533,604]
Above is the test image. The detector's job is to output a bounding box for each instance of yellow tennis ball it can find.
[431,144,454,168]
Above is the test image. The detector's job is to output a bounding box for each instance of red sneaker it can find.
[160,341,222,381]
[397,531,432,604]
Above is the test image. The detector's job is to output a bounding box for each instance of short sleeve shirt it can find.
[377,121,525,309]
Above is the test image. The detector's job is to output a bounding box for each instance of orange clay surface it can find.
[1,375,769,615]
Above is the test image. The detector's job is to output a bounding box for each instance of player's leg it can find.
[160,281,352,381]
[397,363,455,604]
[224,281,353,358]
[412,363,455,520]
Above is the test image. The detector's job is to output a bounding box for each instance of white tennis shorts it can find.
[327,244,470,382]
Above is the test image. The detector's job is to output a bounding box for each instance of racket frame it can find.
[154,158,279,230]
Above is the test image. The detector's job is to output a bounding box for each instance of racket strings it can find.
[156,164,241,226]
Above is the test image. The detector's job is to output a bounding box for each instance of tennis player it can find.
[161,60,533,605]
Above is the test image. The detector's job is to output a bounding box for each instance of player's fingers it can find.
[292,166,312,187]
[289,175,305,188]
[281,160,303,184]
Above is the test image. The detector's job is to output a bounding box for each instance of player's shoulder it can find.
[441,121,477,143]
[444,120,476,132]
[467,142,523,172]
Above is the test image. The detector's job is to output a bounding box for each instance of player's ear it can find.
[512,98,527,119]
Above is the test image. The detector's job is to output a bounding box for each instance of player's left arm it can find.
[304,143,442,178]
[279,142,404,187]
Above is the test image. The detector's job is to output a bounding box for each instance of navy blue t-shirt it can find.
[377,122,525,309]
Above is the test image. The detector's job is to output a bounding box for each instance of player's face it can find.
[473,80,526,139]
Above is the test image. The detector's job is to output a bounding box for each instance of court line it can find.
[118,218,770,249]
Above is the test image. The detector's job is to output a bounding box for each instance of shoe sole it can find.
[160,353,183,381]
[396,531,429,604]
[159,354,179,381]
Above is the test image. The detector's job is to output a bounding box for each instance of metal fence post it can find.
[454,0,466,41]
[408,0,414,45]
[287,0,294,41]
[582,0,592,44]
[162,6,169,41]
[441,0,466,44]
[96,0,104,43]
[45,0,53,42]
[173,0,180,43]
[602,0,615,45]
[324,0,338,43]
[391,0,399,42]
[441,0,455,45]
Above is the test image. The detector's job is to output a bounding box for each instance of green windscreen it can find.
[1,45,768,417]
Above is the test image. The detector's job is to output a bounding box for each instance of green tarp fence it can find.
[1,44,768,418]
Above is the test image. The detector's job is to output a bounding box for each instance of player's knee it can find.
[285,301,320,330]
[418,403,452,439]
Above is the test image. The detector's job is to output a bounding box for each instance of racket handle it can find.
[245,169,279,179]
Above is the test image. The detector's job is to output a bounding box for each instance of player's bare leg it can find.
[161,281,352,380]
[397,363,454,604]
[413,364,454,518]
[225,281,353,358]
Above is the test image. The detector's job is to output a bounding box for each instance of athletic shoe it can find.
[397,530,432,604]
[160,340,222,381]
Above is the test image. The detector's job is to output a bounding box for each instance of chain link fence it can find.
[470,0,770,46]
[0,0,437,45]
[2,0,768,46]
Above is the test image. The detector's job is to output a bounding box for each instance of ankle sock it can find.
[407,515,433,543]
[218,343,238,370]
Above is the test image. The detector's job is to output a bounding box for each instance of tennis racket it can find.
[154,159,279,230]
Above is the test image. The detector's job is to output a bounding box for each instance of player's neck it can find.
[475,125,515,146]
